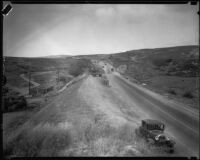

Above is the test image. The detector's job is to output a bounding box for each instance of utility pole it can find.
[57,68,60,87]
[28,63,31,95]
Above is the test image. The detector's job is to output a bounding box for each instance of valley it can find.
[3,45,199,157]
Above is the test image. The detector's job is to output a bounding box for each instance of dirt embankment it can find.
[4,74,165,157]
[78,75,148,128]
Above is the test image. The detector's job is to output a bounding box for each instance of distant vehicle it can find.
[91,73,98,77]
[90,66,104,77]
[135,119,175,153]
[103,78,109,86]
[91,72,103,77]
[102,75,110,87]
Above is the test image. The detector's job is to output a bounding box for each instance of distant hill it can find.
[42,55,72,58]
[4,56,84,88]
[4,45,199,87]
[108,45,199,78]
[4,56,75,74]
[73,54,110,61]
[107,45,199,108]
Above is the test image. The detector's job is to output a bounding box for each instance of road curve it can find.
[108,73,199,157]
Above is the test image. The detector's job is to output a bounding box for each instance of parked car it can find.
[135,119,175,153]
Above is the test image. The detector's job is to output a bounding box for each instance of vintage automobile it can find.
[90,66,104,77]
[101,74,110,87]
[135,119,175,153]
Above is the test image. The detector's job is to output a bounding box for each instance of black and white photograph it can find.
[2,2,199,157]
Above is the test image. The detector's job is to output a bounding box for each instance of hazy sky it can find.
[3,3,199,57]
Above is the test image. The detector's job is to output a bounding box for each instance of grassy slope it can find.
[4,57,75,88]
[3,45,199,157]
[108,45,199,109]
[4,57,92,95]
[2,78,162,157]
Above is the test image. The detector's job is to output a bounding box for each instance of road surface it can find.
[100,61,199,157]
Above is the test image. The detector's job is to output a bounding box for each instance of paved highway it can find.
[98,61,199,157]
[108,73,199,157]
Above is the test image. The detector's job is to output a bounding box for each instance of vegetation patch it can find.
[4,123,73,157]
[182,91,194,99]
[167,89,177,95]
[3,87,27,113]
[59,119,166,157]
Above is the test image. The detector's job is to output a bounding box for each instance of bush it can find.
[3,94,27,113]
[167,89,176,95]
[153,59,172,67]
[58,76,72,84]
[46,86,54,93]
[182,91,194,98]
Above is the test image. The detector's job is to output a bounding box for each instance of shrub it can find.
[46,86,54,92]
[58,76,72,84]
[153,59,171,67]
[167,89,176,95]
[3,94,27,113]
[182,91,194,98]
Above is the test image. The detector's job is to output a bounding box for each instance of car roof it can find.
[143,119,165,125]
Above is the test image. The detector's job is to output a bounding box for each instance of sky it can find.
[3,3,199,57]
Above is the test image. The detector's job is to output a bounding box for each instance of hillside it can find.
[109,45,199,77]
[4,56,92,92]
[107,45,199,108]
[3,67,198,157]
[3,75,149,157]
[3,45,199,157]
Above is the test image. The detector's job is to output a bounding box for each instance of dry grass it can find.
[4,122,73,157]
[58,117,158,157]
[3,76,169,157]
[4,112,169,157]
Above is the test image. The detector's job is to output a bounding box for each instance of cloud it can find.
[4,4,198,57]
[115,5,165,16]
[95,7,116,17]
[93,5,169,25]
